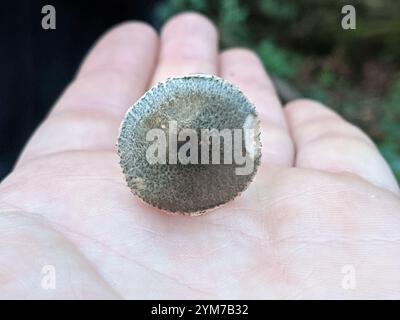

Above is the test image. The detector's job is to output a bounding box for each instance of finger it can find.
[285,99,399,194]
[219,48,294,167]
[16,22,159,167]
[151,12,218,84]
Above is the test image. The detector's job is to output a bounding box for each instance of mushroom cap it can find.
[117,75,261,215]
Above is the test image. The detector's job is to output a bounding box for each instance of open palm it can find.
[1,13,399,299]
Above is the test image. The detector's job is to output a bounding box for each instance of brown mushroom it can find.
[117,75,261,215]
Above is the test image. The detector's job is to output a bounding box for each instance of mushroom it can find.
[117,75,261,215]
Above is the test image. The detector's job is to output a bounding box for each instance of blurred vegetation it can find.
[155,0,400,181]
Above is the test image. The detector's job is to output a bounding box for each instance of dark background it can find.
[0,0,158,179]
[1,0,399,181]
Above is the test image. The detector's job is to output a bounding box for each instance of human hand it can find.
[0,12,399,299]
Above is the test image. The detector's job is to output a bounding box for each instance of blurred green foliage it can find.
[155,0,400,181]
